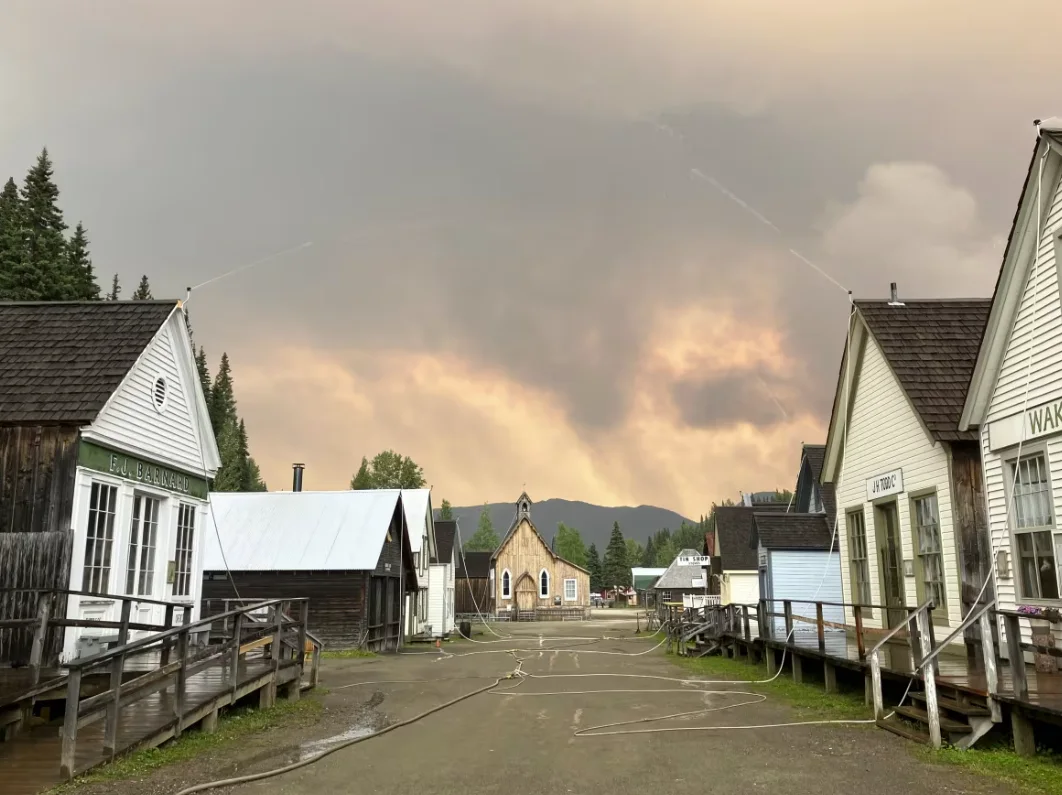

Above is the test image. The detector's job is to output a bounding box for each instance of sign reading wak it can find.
[678,555,711,566]
[866,468,903,501]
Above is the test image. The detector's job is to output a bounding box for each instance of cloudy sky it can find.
[2,2,1055,517]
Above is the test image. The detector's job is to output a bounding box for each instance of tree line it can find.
[0,148,266,491]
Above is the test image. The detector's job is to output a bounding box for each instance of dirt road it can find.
[199,618,1008,795]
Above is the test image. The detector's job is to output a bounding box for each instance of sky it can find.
[2,2,1057,518]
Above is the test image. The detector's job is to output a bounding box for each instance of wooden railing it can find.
[58,598,314,779]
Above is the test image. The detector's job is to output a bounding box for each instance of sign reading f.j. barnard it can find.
[78,441,208,499]
[989,396,1062,452]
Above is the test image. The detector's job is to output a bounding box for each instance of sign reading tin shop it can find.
[865,468,904,501]
[78,441,208,499]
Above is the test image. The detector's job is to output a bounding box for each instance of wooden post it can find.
[742,605,751,641]
[908,608,922,669]
[230,611,244,683]
[201,708,219,734]
[926,615,940,676]
[791,654,804,684]
[870,651,884,721]
[854,605,866,659]
[173,627,189,738]
[297,600,309,670]
[29,591,52,686]
[824,661,837,693]
[783,600,793,639]
[103,599,132,754]
[1012,710,1036,757]
[758,600,768,640]
[816,602,826,652]
[979,611,1002,723]
[60,667,82,779]
[766,647,778,677]
[272,604,284,668]
[160,603,175,667]
[916,608,941,749]
[1003,612,1029,701]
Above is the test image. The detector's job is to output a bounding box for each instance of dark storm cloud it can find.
[672,372,793,430]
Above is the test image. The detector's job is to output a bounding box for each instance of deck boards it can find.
[1,655,278,795]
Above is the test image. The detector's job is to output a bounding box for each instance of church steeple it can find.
[516,491,532,522]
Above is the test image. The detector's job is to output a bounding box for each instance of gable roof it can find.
[456,550,492,579]
[751,512,834,551]
[202,490,413,575]
[632,567,666,591]
[401,488,432,553]
[798,443,836,520]
[962,123,1062,429]
[653,550,708,589]
[434,520,457,564]
[856,300,991,441]
[713,506,760,571]
[492,513,590,574]
[0,300,178,424]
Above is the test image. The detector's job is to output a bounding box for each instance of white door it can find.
[125,495,162,636]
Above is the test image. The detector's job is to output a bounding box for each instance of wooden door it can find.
[514,574,536,617]
[874,501,907,629]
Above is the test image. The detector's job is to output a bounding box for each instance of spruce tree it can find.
[195,347,212,405]
[439,499,454,521]
[66,223,99,299]
[0,178,23,299]
[602,521,632,589]
[212,417,244,491]
[643,536,656,567]
[350,457,374,489]
[132,274,153,300]
[107,274,121,300]
[586,544,603,592]
[244,457,268,491]
[208,353,236,436]
[464,504,499,551]
[20,148,70,300]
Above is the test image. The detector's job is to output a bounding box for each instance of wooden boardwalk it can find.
[0,595,319,795]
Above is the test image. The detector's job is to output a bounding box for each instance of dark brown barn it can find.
[455,551,493,617]
[200,490,418,651]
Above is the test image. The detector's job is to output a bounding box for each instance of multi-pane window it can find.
[539,570,550,598]
[1011,453,1059,600]
[84,482,118,593]
[126,495,161,596]
[174,503,196,597]
[912,493,947,612]
[660,590,672,602]
[564,578,577,601]
[847,509,872,606]
[501,570,511,598]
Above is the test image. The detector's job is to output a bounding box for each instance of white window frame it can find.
[539,569,550,598]
[659,590,672,602]
[846,507,873,616]
[125,493,162,597]
[563,578,577,602]
[83,480,119,594]
[1005,447,1060,602]
[174,503,197,598]
[909,490,948,621]
[501,568,512,599]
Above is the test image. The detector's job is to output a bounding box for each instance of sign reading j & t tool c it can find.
[865,468,903,501]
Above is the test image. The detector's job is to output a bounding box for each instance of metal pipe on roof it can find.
[292,463,305,492]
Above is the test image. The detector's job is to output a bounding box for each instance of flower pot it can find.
[1030,619,1058,674]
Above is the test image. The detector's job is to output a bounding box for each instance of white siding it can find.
[428,564,446,636]
[835,334,960,628]
[87,312,213,477]
[981,165,1062,624]
[768,550,844,638]
[723,572,759,605]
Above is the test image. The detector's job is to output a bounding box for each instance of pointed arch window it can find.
[501,569,512,599]
[539,569,550,598]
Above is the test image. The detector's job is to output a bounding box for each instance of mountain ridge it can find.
[437,498,694,552]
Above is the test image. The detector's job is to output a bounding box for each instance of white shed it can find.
[427,520,457,637]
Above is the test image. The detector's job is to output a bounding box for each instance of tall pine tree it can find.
[0,178,22,297]
[350,457,374,489]
[209,353,236,436]
[439,500,454,521]
[602,521,632,590]
[66,222,99,300]
[195,347,212,405]
[586,543,603,593]
[132,274,153,300]
[19,149,68,299]
[107,274,121,300]
[464,504,499,551]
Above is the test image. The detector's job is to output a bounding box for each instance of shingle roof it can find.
[456,550,491,579]
[855,300,991,442]
[653,550,709,589]
[434,520,457,564]
[713,507,760,571]
[802,443,836,520]
[751,512,834,551]
[0,301,177,425]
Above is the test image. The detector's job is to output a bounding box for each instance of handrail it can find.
[0,588,185,609]
[915,599,996,671]
[762,598,893,611]
[867,599,934,656]
[65,598,308,670]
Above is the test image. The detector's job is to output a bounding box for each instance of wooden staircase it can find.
[877,683,997,749]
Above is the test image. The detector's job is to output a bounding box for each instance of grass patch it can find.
[669,653,871,721]
[48,696,323,792]
[917,744,1062,795]
[321,648,377,659]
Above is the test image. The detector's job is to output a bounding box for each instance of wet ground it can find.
[62,615,1013,795]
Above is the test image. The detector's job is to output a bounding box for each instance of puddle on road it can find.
[297,724,376,761]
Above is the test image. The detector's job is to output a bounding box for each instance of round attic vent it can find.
[152,375,168,411]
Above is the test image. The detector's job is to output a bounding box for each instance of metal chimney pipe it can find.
[292,463,305,492]
[890,282,898,303]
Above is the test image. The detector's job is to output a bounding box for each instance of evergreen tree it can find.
[243,457,268,491]
[586,544,603,592]
[66,222,99,299]
[643,536,656,567]
[439,499,454,521]
[132,274,153,300]
[625,538,644,570]
[195,347,212,406]
[554,522,588,568]
[19,149,69,300]
[0,178,22,298]
[107,273,121,300]
[211,417,244,491]
[350,457,374,489]
[209,353,236,436]
[465,504,499,551]
[602,522,632,589]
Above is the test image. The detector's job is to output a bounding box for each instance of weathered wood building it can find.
[821,294,993,633]
[455,551,492,616]
[0,301,219,665]
[492,493,590,618]
[652,549,714,608]
[201,490,417,651]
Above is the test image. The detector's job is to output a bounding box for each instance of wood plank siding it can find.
[494,518,589,611]
[455,578,492,615]
[0,425,79,664]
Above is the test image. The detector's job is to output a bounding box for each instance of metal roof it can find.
[401,489,431,553]
[203,490,403,571]
[632,567,666,591]
[652,550,709,589]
